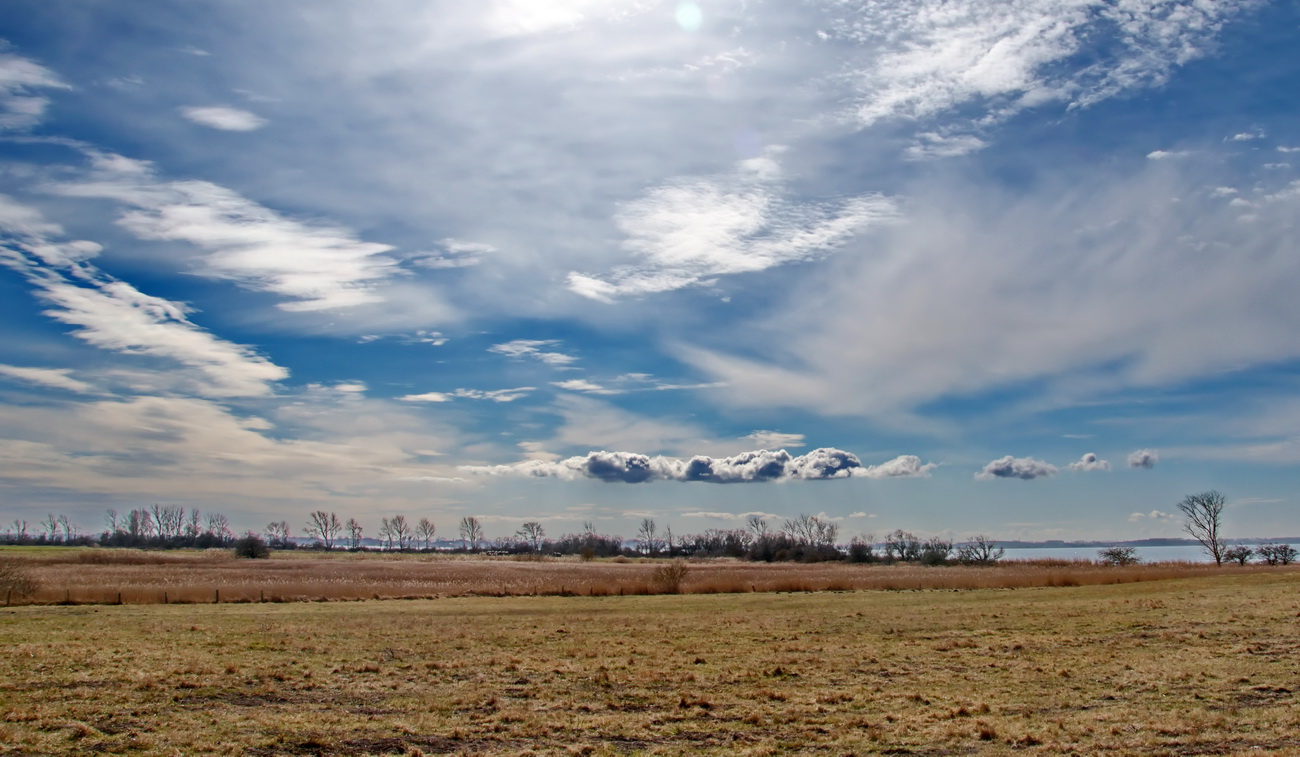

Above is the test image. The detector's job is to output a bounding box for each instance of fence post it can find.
[117,591,122,605]
[260,589,265,603]
[164,591,168,605]
[215,588,220,604]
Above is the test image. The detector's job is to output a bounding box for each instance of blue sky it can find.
[2,0,1299,543]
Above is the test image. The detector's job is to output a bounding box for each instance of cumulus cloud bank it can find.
[462,448,935,484]
[1127,449,1159,469]
[976,455,1058,480]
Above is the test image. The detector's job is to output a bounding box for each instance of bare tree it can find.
[516,521,546,551]
[378,517,394,550]
[459,516,483,551]
[416,518,437,550]
[746,515,770,541]
[1257,543,1297,566]
[304,511,342,549]
[637,518,661,556]
[1223,545,1253,565]
[104,509,120,534]
[206,512,231,541]
[345,518,364,549]
[956,535,1005,565]
[883,529,922,562]
[784,514,838,548]
[9,519,29,539]
[126,509,152,539]
[1177,490,1227,566]
[1098,545,1140,566]
[389,514,411,550]
[265,521,291,547]
[184,508,203,540]
[57,514,76,542]
[42,514,60,542]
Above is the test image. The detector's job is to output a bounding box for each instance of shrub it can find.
[1223,545,1254,565]
[0,555,38,602]
[233,533,270,559]
[651,560,690,594]
[847,537,876,563]
[920,537,953,566]
[1257,543,1298,566]
[1097,546,1140,566]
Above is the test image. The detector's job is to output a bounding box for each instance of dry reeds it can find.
[0,548,1283,607]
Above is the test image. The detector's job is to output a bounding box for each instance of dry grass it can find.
[0,547,1264,606]
[1,570,1298,755]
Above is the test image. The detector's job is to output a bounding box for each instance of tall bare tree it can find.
[265,521,291,547]
[206,512,231,541]
[304,511,342,549]
[184,508,203,540]
[345,518,364,549]
[104,509,120,534]
[389,514,411,550]
[459,516,483,551]
[637,518,661,556]
[416,518,437,550]
[1178,490,1228,566]
[378,517,394,550]
[516,521,546,551]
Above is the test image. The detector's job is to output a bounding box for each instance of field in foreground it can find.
[3,572,1300,755]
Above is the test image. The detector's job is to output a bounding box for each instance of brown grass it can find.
[0,547,1277,606]
[2,570,1299,755]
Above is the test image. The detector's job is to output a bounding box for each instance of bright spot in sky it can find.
[675,2,703,32]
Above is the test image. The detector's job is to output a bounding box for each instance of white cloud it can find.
[680,510,782,521]
[0,364,93,394]
[832,0,1258,130]
[407,238,496,269]
[905,132,988,160]
[1147,150,1190,160]
[1128,509,1175,522]
[452,387,535,403]
[461,446,931,484]
[552,378,620,395]
[398,392,453,403]
[53,157,401,312]
[180,106,267,131]
[1068,452,1110,472]
[0,51,70,130]
[975,455,1058,481]
[0,199,288,398]
[744,430,805,449]
[1127,448,1159,469]
[678,160,1300,424]
[489,339,577,366]
[567,152,898,300]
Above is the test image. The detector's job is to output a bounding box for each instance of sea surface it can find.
[1001,544,1300,563]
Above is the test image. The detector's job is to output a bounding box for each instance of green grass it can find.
[3,571,1299,755]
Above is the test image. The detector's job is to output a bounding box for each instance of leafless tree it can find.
[637,518,661,555]
[1223,545,1253,565]
[784,514,838,548]
[389,514,411,550]
[42,514,60,541]
[746,515,770,541]
[126,509,152,538]
[378,517,394,550]
[516,521,546,551]
[304,511,342,549]
[1177,490,1227,566]
[57,514,76,542]
[459,516,483,551]
[152,504,184,539]
[265,521,291,546]
[883,529,922,562]
[104,509,120,534]
[956,535,1005,564]
[1257,543,1297,565]
[184,508,203,539]
[416,518,437,550]
[345,518,364,549]
[206,512,231,541]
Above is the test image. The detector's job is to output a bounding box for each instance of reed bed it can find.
[1,547,1276,606]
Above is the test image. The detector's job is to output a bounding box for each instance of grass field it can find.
[3,568,1299,755]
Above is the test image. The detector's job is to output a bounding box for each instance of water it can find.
[1000,544,1300,563]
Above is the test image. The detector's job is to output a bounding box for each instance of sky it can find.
[2,0,1299,543]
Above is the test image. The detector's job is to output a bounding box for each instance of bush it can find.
[233,533,270,559]
[847,537,876,563]
[1223,545,1254,565]
[0,555,39,602]
[651,560,690,594]
[1257,543,1298,566]
[1097,546,1140,566]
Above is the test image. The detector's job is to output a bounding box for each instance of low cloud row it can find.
[977,450,1159,481]
[463,448,935,484]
